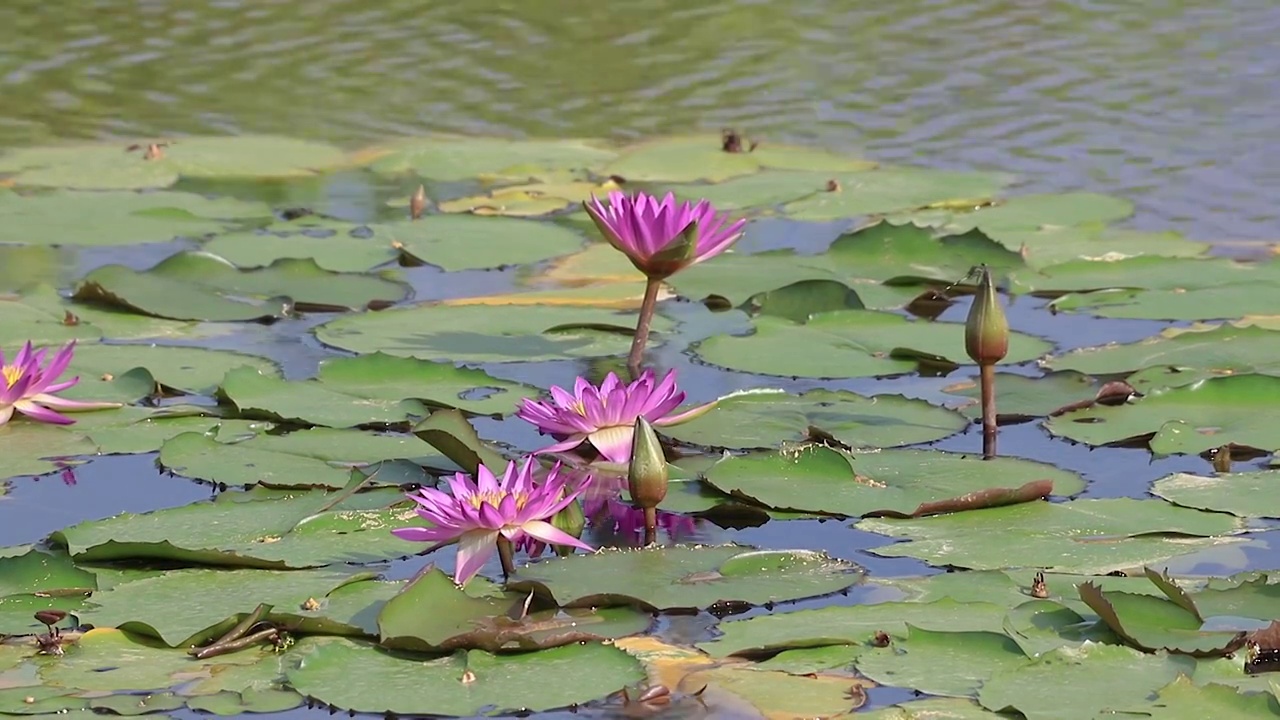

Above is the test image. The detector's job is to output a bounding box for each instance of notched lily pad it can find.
[361,135,617,182]
[1077,575,1245,657]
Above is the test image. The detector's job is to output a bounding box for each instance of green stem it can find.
[980,363,997,460]
[643,507,658,547]
[497,535,516,581]
[627,277,663,379]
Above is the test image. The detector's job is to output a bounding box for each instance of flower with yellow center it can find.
[0,340,121,427]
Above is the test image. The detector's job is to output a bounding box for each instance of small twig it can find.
[190,603,272,656]
[192,627,280,660]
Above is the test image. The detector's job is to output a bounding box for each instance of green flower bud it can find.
[965,265,1009,365]
[550,499,587,557]
[627,416,668,510]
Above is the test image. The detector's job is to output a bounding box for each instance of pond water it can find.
[4,1,1280,718]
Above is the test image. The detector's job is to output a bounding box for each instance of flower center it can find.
[1,364,21,390]
[570,400,587,417]
[469,490,529,512]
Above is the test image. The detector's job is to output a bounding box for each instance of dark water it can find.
[3,0,1280,717]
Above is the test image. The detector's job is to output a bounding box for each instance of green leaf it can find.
[374,215,585,271]
[854,626,1030,697]
[702,446,1082,517]
[1077,581,1242,656]
[0,547,96,597]
[1121,676,1280,719]
[782,167,1013,220]
[507,544,862,612]
[902,192,1133,251]
[315,303,673,364]
[1014,255,1277,297]
[284,636,645,715]
[1045,323,1280,377]
[1190,575,1280,621]
[978,644,1197,720]
[860,697,1016,719]
[662,169,841,210]
[605,135,875,183]
[694,311,1052,379]
[184,689,303,715]
[700,598,1008,657]
[203,218,398,273]
[856,499,1244,574]
[942,371,1102,420]
[0,422,98,478]
[754,644,866,674]
[661,389,967,450]
[0,189,269,246]
[1050,283,1280,321]
[38,627,270,692]
[74,252,408,322]
[411,409,511,475]
[363,135,617,182]
[1153,471,1280,519]
[66,342,278,397]
[678,664,872,717]
[54,485,420,568]
[0,136,349,189]
[76,568,374,646]
[1045,374,1280,455]
[377,567,649,652]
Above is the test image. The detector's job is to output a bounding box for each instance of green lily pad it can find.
[0,245,71,291]
[315,303,673,364]
[1001,599,1109,657]
[603,134,874,183]
[1045,323,1280,378]
[285,636,645,715]
[377,568,650,652]
[1014,255,1277,297]
[507,544,862,612]
[659,388,967,450]
[363,135,617,182]
[65,342,278,398]
[662,170,837,210]
[373,215,585,271]
[855,626,1030,697]
[184,689,304,715]
[220,353,536,427]
[203,219,397,273]
[0,547,96,597]
[2,284,230,346]
[700,598,1008,658]
[1045,374,1280,455]
[702,446,1082,518]
[1153,471,1280,519]
[942,371,1102,420]
[782,167,1013,221]
[978,644,1196,720]
[73,410,266,456]
[0,423,98,478]
[857,499,1244,574]
[904,192,1133,249]
[1121,676,1280,719]
[1050,284,1280,322]
[1190,575,1280,624]
[861,697,1015,719]
[1076,581,1243,656]
[0,190,269,246]
[76,567,374,646]
[75,252,408,322]
[89,692,186,715]
[695,310,1052,379]
[0,136,349,189]
[0,685,90,715]
[679,664,870,717]
[754,644,866,674]
[55,484,419,568]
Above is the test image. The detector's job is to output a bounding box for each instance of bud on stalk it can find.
[964,266,1009,459]
[627,416,668,545]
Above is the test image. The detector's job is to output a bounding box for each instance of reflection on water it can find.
[1,0,1278,239]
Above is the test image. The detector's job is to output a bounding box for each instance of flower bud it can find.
[964,265,1009,365]
[627,416,668,509]
[410,185,427,220]
[549,499,587,557]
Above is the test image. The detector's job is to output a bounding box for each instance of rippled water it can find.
[2,0,1278,240]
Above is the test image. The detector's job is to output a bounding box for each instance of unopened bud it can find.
[627,416,668,509]
[410,185,427,220]
[964,265,1009,365]
[549,499,586,557]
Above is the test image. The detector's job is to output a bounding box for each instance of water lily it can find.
[0,341,121,427]
[515,369,715,464]
[392,458,595,586]
[583,191,747,281]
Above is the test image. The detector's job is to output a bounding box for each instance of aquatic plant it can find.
[0,340,120,426]
[964,265,1010,458]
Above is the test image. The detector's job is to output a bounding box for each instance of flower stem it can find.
[980,363,997,459]
[497,535,516,581]
[643,507,658,546]
[627,276,663,379]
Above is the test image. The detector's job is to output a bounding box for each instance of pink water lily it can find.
[584,191,746,280]
[0,341,121,426]
[392,458,595,586]
[515,369,716,464]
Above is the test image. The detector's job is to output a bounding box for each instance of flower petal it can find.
[519,519,596,553]
[588,424,635,464]
[652,398,719,427]
[26,393,122,413]
[453,529,500,586]
[13,401,75,425]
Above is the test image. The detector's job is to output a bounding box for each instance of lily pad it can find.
[861,697,1015,719]
[1121,676,1280,719]
[315,303,673,364]
[75,252,408,322]
[1076,581,1244,656]
[903,193,1134,252]
[695,310,1052,379]
[942,372,1103,420]
[0,423,99,478]
[0,136,349,189]
[1045,323,1280,378]
[662,170,839,210]
[362,135,617,182]
[702,446,1082,518]
[1152,471,1280,519]
[1045,374,1280,455]
[781,167,1013,221]
[854,626,1030,698]
[203,219,397,273]
[604,134,874,183]
[857,498,1244,574]
[660,388,968,450]
[0,190,269,246]
[285,636,645,715]
[1050,284,1280,322]
[678,664,871,717]
[373,215,585,271]
[65,342,278,398]
[377,568,650,652]
[507,544,862,612]
[54,485,419,568]
[1014,255,1277,297]
[434,177,618,217]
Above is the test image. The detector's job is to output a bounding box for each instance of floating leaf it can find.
[1050,284,1280,322]
[1076,581,1244,656]
[1152,471,1280,519]
[942,372,1104,421]
[0,190,268,246]
[603,134,874,183]
[507,544,862,612]
[285,636,645,716]
[203,219,396,273]
[374,215,585,270]
[782,167,1012,221]
[678,663,870,718]
[860,697,1015,719]
[857,499,1244,574]
[660,389,967,450]
[362,135,617,182]
[854,626,1030,698]
[1120,676,1280,719]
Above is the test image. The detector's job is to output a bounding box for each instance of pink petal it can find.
[0,406,13,426]
[391,526,458,544]
[453,529,500,586]
[26,393,121,413]
[13,401,74,425]
[653,398,719,427]
[532,435,590,456]
[519,520,596,553]
[588,425,635,464]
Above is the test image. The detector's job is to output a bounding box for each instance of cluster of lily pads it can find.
[2,132,1280,718]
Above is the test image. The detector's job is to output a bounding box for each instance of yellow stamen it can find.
[570,400,587,417]
[1,365,21,389]
[468,490,529,512]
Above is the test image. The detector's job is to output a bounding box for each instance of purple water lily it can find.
[583,191,746,280]
[0,341,120,427]
[392,458,595,586]
[515,369,715,464]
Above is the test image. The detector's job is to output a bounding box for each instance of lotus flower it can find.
[584,191,746,279]
[0,341,121,427]
[515,369,715,464]
[392,458,595,586]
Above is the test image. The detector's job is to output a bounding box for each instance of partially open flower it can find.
[964,266,1009,366]
[515,369,714,463]
[583,191,746,280]
[0,341,121,427]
